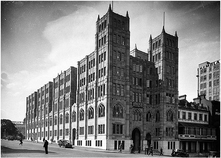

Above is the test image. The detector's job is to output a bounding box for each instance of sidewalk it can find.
[23,140,169,156]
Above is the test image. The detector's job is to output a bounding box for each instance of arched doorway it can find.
[72,128,76,145]
[132,128,141,151]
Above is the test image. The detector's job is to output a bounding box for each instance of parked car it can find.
[58,140,73,148]
[171,149,189,157]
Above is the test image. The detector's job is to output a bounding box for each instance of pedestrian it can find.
[160,148,163,156]
[130,144,134,154]
[119,142,122,152]
[145,144,148,155]
[19,138,23,145]
[43,138,49,154]
[150,145,153,156]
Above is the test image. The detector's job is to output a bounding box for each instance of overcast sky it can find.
[1,1,220,121]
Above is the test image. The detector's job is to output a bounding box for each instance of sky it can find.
[1,1,220,122]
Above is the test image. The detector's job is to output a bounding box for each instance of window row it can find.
[166,93,175,104]
[166,38,176,47]
[113,34,128,46]
[98,51,106,63]
[112,84,124,96]
[88,73,95,83]
[152,52,161,62]
[178,111,208,122]
[113,18,126,30]
[79,92,85,103]
[146,110,173,122]
[98,20,107,32]
[88,58,95,69]
[166,78,176,88]
[113,124,123,134]
[79,64,86,74]
[115,50,125,61]
[88,88,94,101]
[179,126,216,136]
[152,39,161,50]
[113,104,123,118]
[98,67,106,78]
[98,84,105,97]
[132,77,142,86]
[166,51,175,61]
[79,78,86,87]
[132,64,142,72]
[98,124,105,134]
[132,92,142,103]
[98,35,107,48]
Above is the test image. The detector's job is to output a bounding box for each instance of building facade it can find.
[26,5,179,155]
[26,66,77,142]
[73,5,179,155]
[178,95,217,153]
[197,60,220,101]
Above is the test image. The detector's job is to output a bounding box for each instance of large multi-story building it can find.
[197,60,220,101]
[178,95,217,153]
[26,66,77,142]
[74,5,179,155]
[26,5,179,155]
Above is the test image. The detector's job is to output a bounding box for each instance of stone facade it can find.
[26,5,180,155]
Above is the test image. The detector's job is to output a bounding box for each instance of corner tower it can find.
[148,27,179,155]
[94,5,131,149]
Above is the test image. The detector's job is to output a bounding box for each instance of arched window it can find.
[88,106,94,119]
[133,109,141,121]
[156,111,160,122]
[80,109,84,121]
[54,116,57,125]
[113,104,123,118]
[65,113,69,123]
[98,104,105,117]
[72,111,76,122]
[167,110,173,122]
[59,114,63,124]
[146,111,152,122]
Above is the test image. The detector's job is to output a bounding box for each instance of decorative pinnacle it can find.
[126,11,129,18]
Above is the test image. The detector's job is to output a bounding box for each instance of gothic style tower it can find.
[95,4,131,149]
[148,26,179,154]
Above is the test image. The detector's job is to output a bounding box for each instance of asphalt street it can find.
[1,139,169,158]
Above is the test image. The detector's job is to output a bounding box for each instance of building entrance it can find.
[132,128,141,152]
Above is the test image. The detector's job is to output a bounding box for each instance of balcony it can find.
[178,134,216,140]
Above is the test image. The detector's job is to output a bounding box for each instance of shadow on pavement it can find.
[1,146,55,154]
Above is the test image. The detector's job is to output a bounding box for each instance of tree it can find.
[1,119,18,138]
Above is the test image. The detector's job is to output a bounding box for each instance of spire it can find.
[175,31,178,37]
[108,4,112,12]
[162,26,165,33]
[97,15,100,21]
[126,11,129,18]
[135,44,137,49]
[149,34,152,41]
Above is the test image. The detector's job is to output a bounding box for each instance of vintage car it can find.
[171,149,189,157]
[58,140,73,148]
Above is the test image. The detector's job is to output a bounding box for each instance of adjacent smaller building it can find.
[197,60,220,101]
[178,95,217,153]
